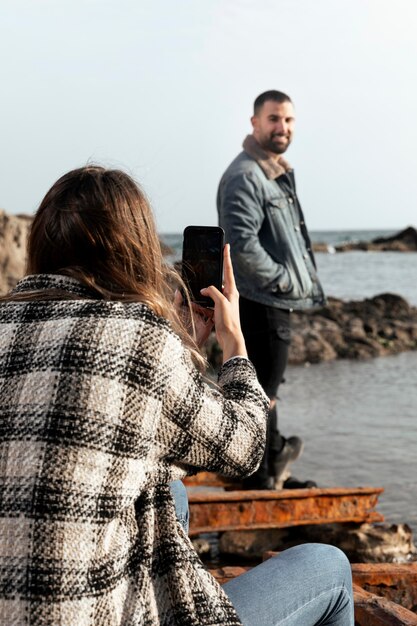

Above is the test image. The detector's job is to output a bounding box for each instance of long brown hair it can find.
[14,165,204,367]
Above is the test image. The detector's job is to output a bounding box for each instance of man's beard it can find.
[265,134,291,155]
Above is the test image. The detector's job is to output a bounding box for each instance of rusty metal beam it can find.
[184,472,236,488]
[352,563,417,614]
[208,566,252,585]
[353,583,417,626]
[188,486,384,535]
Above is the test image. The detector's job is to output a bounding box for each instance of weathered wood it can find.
[352,563,417,614]
[353,583,417,625]
[188,486,384,535]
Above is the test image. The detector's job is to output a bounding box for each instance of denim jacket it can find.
[217,136,326,311]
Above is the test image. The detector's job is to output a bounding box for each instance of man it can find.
[217,90,325,489]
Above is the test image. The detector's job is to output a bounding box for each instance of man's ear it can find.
[250,115,257,130]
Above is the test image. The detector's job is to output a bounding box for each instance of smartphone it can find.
[182,225,224,307]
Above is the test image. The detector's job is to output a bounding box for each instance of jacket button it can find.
[294,226,300,232]
[288,197,294,203]
[303,253,309,259]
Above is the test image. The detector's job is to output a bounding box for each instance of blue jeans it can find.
[223,543,354,626]
[169,479,189,534]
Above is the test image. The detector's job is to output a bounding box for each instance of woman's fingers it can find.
[200,244,246,361]
[200,285,223,305]
[222,243,237,296]
[201,246,237,305]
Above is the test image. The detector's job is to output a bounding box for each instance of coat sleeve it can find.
[218,171,292,293]
[156,336,269,479]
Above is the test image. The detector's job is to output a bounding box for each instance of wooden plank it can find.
[188,486,384,535]
[353,583,417,626]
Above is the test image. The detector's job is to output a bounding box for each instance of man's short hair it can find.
[254,90,292,115]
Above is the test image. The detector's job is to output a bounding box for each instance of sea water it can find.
[281,352,417,533]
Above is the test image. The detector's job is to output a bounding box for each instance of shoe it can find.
[270,436,304,489]
[283,476,317,489]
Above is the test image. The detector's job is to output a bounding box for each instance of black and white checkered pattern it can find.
[0,274,268,625]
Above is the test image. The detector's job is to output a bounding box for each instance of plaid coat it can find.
[0,274,268,626]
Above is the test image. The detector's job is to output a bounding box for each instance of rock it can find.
[219,529,291,559]
[191,537,212,557]
[219,523,417,564]
[286,333,307,365]
[347,317,367,340]
[296,522,417,564]
[0,210,32,294]
[301,329,337,363]
[334,226,417,252]
[288,293,417,365]
[372,226,417,250]
[312,242,332,253]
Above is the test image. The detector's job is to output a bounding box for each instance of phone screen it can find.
[182,226,224,307]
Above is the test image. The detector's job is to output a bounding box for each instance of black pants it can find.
[239,296,291,483]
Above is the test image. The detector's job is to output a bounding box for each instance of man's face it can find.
[251,100,295,155]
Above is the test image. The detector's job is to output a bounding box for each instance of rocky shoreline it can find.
[313,225,417,253]
[289,293,417,364]
[0,210,31,294]
[206,293,417,369]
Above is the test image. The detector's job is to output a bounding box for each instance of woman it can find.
[0,166,353,625]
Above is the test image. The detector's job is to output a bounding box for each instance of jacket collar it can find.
[12,274,97,298]
[243,135,292,180]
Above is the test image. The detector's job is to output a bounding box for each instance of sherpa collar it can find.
[242,135,292,180]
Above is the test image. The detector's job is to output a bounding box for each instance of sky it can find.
[1,0,417,233]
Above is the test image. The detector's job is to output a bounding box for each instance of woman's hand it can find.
[174,290,214,348]
[200,244,247,363]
